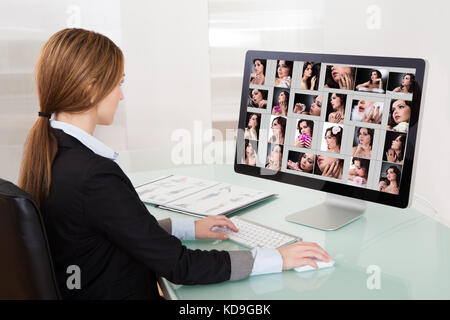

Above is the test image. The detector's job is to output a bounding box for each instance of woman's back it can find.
[44,128,158,299]
[44,128,233,299]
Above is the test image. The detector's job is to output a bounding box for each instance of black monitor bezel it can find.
[234,50,425,209]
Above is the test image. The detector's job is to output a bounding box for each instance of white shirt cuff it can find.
[250,248,283,276]
[170,218,196,240]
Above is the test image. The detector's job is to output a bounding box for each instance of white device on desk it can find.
[294,259,335,273]
[236,50,426,230]
[212,216,300,249]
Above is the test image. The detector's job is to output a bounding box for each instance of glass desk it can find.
[127,164,450,300]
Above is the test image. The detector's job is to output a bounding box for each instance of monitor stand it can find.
[285,193,366,231]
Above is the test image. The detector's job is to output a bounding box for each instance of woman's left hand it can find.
[194,216,238,240]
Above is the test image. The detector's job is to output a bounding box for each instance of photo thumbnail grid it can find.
[242,58,417,195]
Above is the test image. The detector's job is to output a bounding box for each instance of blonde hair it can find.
[19,28,124,207]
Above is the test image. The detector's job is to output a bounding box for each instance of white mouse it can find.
[294,259,335,273]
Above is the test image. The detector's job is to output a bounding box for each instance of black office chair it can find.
[0,178,60,299]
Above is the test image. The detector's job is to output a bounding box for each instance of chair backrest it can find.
[0,178,60,299]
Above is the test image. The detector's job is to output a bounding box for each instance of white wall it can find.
[120,0,212,150]
[0,0,212,182]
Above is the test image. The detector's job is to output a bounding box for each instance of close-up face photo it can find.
[303,63,313,77]
[277,60,291,78]
[331,65,353,82]
[248,114,259,128]
[309,95,322,116]
[402,74,411,86]
[271,118,281,133]
[358,128,372,145]
[330,93,343,110]
[298,120,312,135]
[300,153,315,172]
[387,167,397,181]
[254,59,264,74]
[246,142,254,154]
[278,91,287,104]
[325,131,337,149]
[391,100,411,124]
[391,135,403,150]
[316,155,337,172]
[353,160,366,177]
[357,100,373,113]
[268,144,283,166]
[371,71,379,81]
[251,89,263,104]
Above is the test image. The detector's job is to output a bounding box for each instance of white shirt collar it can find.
[50,120,119,161]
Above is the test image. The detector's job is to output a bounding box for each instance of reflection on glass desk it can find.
[127,164,450,300]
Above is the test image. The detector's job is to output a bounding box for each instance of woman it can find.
[266,144,283,171]
[308,95,322,116]
[268,116,286,145]
[287,152,315,173]
[241,140,257,166]
[355,70,384,93]
[272,91,289,116]
[393,73,415,93]
[244,113,260,140]
[315,156,344,179]
[294,95,322,116]
[352,127,374,159]
[348,158,369,186]
[350,100,383,124]
[385,134,406,164]
[274,60,292,88]
[387,99,411,132]
[294,119,313,149]
[327,93,346,123]
[250,59,266,85]
[18,28,330,299]
[323,126,342,154]
[300,62,318,90]
[324,65,356,90]
[248,89,267,109]
[382,166,401,195]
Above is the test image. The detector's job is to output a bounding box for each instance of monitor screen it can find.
[235,51,425,208]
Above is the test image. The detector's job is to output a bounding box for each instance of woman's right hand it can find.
[287,160,299,171]
[362,106,382,123]
[277,241,331,270]
[386,149,397,162]
[294,137,304,148]
[322,160,342,178]
[294,103,306,114]
[303,136,312,148]
[354,144,364,156]
[338,72,354,90]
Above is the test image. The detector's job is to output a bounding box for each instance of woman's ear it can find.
[86,79,97,104]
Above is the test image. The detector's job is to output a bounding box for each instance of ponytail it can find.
[19,115,57,208]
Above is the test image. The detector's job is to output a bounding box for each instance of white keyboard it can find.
[212,216,300,249]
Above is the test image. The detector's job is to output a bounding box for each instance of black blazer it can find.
[43,129,231,299]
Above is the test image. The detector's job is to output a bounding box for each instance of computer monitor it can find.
[235,50,426,230]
